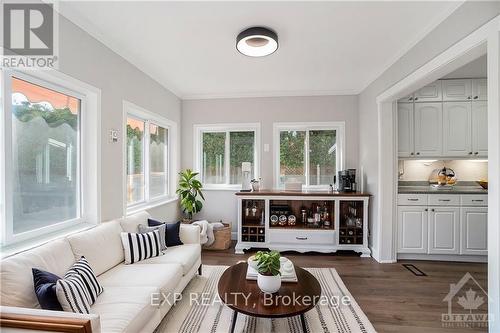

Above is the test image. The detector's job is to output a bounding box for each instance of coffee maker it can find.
[338,169,356,192]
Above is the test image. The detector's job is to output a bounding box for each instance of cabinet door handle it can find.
[408,198,419,201]
[472,200,484,202]
[414,97,419,101]
[431,209,435,212]
[410,152,414,156]
[409,97,413,101]
[438,199,451,202]
[467,96,472,99]
[474,96,479,99]
[425,208,428,211]
[416,152,420,155]
[474,152,479,155]
[468,152,473,155]
[296,237,308,240]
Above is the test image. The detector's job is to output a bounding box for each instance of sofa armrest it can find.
[0,306,100,333]
[180,224,200,244]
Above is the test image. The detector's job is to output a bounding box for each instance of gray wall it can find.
[358,1,500,259]
[181,95,358,231]
[58,14,181,222]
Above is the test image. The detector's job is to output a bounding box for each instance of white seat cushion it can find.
[136,244,201,275]
[97,263,182,295]
[90,286,158,333]
[0,239,75,308]
[67,220,124,276]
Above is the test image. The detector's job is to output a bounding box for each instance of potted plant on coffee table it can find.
[176,169,205,223]
[256,250,281,293]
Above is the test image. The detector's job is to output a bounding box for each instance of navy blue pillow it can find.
[32,268,63,311]
[148,218,184,247]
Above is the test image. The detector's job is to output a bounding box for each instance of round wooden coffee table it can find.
[218,262,321,333]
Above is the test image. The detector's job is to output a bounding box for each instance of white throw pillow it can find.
[121,230,163,264]
[56,270,91,314]
[138,223,167,250]
[66,256,103,305]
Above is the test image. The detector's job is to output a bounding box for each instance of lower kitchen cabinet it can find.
[428,207,460,254]
[398,206,428,254]
[461,207,488,255]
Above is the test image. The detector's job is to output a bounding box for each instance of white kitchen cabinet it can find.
[414,103,443,156]
[397,103,414,157]
[442,79,472,101]
[472,79,487,101]
[428,207,460,254]
[443,102,472,157]
[398,95,414,103]
[472,101,488,157]
[398,206,428,254]
[460,207,487,255]
[413,81,442,102]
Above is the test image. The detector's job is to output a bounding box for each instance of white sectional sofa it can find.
[0,211,201,333]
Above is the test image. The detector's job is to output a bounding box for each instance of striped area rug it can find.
[155,265,376,333]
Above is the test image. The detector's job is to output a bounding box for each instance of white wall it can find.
[181,95,358,231]
[358,1,500,260]
[57,14,181,222]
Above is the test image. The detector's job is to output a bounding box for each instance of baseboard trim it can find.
[397,253,487,263]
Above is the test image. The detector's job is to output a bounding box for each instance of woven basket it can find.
[203,222,232,250]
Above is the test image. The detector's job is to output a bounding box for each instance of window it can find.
[274,122,344,188]
[195,124,260,189]
[1,70,100,246]
[124,102,176,213]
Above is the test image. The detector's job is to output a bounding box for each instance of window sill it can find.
[1,223,96,259]
[203,185,244,191]
[126,196,179,215]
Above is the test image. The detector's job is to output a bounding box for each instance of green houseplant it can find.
[255,250,281,293]
[176,169,205,222]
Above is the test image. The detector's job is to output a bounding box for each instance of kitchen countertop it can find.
[398,181,487,194]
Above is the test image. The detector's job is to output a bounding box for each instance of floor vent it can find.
[402,264,427,276]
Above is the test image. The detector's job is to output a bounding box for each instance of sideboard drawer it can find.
[461,194,488,206]
[428,194,460,206]
[398,194,428,206]
[269,230,334,245]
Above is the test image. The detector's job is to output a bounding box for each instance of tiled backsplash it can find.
[398,160,488,181]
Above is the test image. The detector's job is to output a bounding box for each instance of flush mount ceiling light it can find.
[236,27,278,57]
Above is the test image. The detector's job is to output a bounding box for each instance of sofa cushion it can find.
[149,219,184,247]
[0,239,75,308]
[90,286,158,333]
[97,263,182,295]
[32,268,62,311]
[120,211,151,233]
[67,221,124,276]
[136,244,201,275]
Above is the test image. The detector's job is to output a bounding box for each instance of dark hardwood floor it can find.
[202,243,488,333]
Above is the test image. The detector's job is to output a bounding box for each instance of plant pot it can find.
[247,255,259,270]
[257,273,281,294]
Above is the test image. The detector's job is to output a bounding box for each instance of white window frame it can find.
[194,123,261,190]
[0,69,101,247]
[123,101,178,215]
[273,122,345,189]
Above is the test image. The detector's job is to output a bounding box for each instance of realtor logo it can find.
[442,272,489,329]
[2,1,58,69]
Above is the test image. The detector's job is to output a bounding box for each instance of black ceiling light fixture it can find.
[236,27,278,57]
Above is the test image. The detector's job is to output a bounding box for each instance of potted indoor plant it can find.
[176,169,205,223]
[255,250,282,293]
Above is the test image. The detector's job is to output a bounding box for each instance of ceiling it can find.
[59,1,462,99]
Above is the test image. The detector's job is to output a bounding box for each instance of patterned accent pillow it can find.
[66,256,103,305]
[55,270,91,314]
[121,230,162,264]
[138,223,167,250]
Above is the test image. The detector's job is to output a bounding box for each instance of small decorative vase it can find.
[257,274,281,294]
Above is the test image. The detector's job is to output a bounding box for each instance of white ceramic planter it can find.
[247,256,259,270]
[257,274,281,294]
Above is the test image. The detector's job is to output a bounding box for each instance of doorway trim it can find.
[375,15,500,332]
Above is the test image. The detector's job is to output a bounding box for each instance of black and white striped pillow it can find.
[66,256,103,305]
[56,270,91,314]
[120,230,162,264]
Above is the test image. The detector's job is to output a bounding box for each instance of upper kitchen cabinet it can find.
[413,81,442,102]
[398,95,414,103]
[397,103,414,157]
[472,101,488,157]
[442,79,472,101]
[472,78,487,101]
[414,103,443,157]
[443,102,472,157]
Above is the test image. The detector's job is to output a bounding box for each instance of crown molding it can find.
[180,88,360,100]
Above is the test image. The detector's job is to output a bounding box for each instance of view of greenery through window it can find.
[11,77,80,234]
[127,117,144,204]
[202,131,255,185]
[279,129,336,186]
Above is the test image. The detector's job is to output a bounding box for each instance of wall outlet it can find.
[110,129,119,143]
